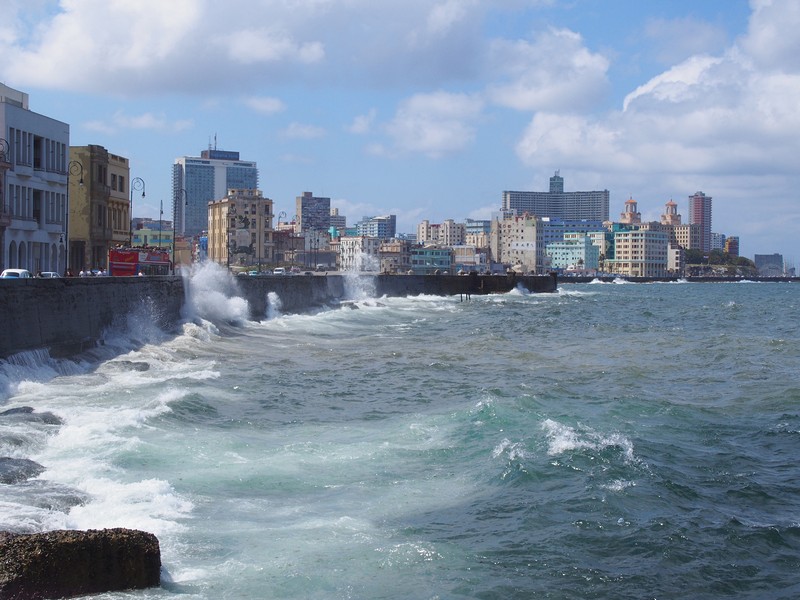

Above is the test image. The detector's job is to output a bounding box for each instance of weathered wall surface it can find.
[0,273,556,358]
[0,277,185,358]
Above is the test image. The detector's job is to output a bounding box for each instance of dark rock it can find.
[0,407,35,416]
[0,528,161,599]
[113,360,150,372]
[0,457,45,484]
[0,407,64,425]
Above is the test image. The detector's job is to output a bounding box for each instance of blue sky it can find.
[2,0,797,263]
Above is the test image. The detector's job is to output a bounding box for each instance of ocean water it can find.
[2,266,800,599]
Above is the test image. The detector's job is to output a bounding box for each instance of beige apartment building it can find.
[608,229,669,277]
[208,189,274,269]
[490,213,544,273]
[417,219,466,246]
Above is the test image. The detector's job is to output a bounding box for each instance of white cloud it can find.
[425,0,476,36]
[220,28,324,65]
[281,122,326,139]
[348,109,377,135]
[741,0,800,72]
[244,96,286,115]
[486,28,610,112]
[385,91,483,158]
[0,1,489,93]
[1,0,201,91]
[82,111,193,135]
[622,55,723,112]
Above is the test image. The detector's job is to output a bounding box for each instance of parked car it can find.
[272,267,286,275]
[0,269,33,278]
[37,271,61,278]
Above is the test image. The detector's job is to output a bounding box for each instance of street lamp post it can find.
[0,138,10,271]
[129,177,145,246]
[173,188,187,274]
[276,211,286,266]
[67,160,84,274]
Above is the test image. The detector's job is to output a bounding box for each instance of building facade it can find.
[68,145,130,272]
[688,191,712,253]
[173,148,258,238]
[546,233,600,271]
[608,229,669,277]
[490,213,544,273]
[379,238,412,273]
[355,214,396,239]
[339,235,381,272]
[296,191,331,233]
[1,83,69,274]
[410,245,453,275]
[502,171,610,222]
[207,189,274,269]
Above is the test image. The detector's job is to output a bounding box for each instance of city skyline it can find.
[1,0,796,262]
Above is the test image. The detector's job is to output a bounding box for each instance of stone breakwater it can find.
[0,273,556,359]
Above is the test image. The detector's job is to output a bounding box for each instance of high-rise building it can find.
[296,191,330,233]
[502,171,609,221]
[688,191,712,253]
[173,148,258,238]
[1,83,69,274]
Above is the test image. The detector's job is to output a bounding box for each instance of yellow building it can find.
[208,189,274,269]
[68,145,130,272]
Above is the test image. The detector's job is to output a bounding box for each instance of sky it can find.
[1,0,798,263]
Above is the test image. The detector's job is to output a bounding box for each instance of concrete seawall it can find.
[0,273,556,359]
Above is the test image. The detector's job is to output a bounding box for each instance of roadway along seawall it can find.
[0,273,556,359]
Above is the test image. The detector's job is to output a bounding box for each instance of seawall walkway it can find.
[0,273,556,359]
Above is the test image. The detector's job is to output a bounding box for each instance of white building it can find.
[1,84,70,274]
[339,236,381,272]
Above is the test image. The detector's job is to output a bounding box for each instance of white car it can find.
[38,271,61,278]
[0,269,33,278]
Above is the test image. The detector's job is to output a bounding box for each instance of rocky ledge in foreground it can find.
[0,528,160,599]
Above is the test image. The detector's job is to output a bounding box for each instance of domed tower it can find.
[661,199,681,226]
[620,197,641,224]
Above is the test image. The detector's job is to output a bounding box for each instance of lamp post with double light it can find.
[129,177,145,246]
[67,160,84,274]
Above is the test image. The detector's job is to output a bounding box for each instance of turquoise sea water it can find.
[2,269,800,599]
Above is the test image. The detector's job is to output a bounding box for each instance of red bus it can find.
[108,248,171,276]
